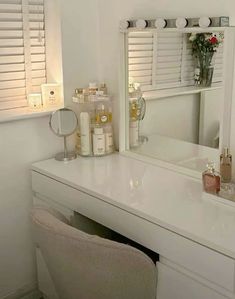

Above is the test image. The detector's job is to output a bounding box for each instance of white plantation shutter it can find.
[0,0,46,110]
[128,31,224,91]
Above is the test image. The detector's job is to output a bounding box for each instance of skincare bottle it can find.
[80,112,91,156]
[202,162,221,194]
[220,147,232,183]
[105,125,114,154]
[129,121,139,148]
[93,127,105,156]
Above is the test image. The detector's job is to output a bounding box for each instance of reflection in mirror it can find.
[50,108,78,136]
[49,108,78,161]
[126,28,233,173]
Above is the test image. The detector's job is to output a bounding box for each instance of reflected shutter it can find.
[128,31,224,91]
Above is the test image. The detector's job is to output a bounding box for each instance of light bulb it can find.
[136,19,148,29]
[120,20,130,30]
[199,17,211,28]
[155,18,167,29]
[176,17,188,29]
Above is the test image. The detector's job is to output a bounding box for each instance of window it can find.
[128,31,223,91]
[0,0,47,111]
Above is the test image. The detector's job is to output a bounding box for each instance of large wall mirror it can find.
[120,24,235,177]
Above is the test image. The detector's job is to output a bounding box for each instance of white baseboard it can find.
[1,282,41,299]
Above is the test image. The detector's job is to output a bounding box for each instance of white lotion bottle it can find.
[93,127,105,156]
[129,121,139,147]
[80,112,91,156]
[105,125,114,154]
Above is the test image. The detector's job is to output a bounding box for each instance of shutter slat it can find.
[0,4,22,12]
[0,47,24,55]
[0,38,23,46]
[0,21,22,29]
[129,51,153,58]
[0,87,25,98]
[32,61,45,70]
[32,77,46,86]
[131,76,152,84]
[0,63,24,72]
[0,71,25,81]
[0,79,25,89]
[129,70,152,77]
[31,54,45,62]
[0,100,27,111]
[129,63,152,71]
[129,57,153,64]
[129,38,153,45]
[0,13,22,20]
[129,44,153,51]
[32,69,45,78]
[0,55,24,64]
[30,46,45,54]
[0,30,23,37]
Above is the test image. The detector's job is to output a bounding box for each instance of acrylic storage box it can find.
[73,93,115,157]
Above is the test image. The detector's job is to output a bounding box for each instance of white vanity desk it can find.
[32,153,235,299]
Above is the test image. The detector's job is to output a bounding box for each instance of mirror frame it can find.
[49,107,78,137]
[119,26,235,179]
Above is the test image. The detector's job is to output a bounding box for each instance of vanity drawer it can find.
[157,262,228,299]
[32,171,235,293]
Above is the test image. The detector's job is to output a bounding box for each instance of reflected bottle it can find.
[202,162,221,194]
[220,147,232,183]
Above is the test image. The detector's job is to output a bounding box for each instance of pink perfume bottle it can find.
[202,162,220,194]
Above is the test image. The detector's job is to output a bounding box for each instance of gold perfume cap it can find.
[206,162,215,171]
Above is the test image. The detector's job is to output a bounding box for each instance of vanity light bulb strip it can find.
[119,16,229,31]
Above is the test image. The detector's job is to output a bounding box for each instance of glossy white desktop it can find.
[32,153,235,299]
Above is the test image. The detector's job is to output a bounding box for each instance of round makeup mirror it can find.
[49,108,78,161]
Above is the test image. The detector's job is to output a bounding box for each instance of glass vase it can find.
[194,51,214,87]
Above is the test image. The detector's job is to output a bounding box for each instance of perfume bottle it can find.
[95,104,109,125]
[202,162,221,194]
[220,147,232,183]
[99,83,108,95]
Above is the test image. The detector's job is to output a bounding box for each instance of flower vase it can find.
[195,51,214,87]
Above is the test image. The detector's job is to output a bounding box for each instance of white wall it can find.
[141,94,200,144]
[0,117,62,298]
[59,0,100,104]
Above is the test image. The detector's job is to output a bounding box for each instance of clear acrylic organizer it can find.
[72,92,115,157]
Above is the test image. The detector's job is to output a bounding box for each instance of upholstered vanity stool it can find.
[31,207,157,299]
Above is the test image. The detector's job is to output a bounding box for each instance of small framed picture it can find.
[41,83,62,107]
